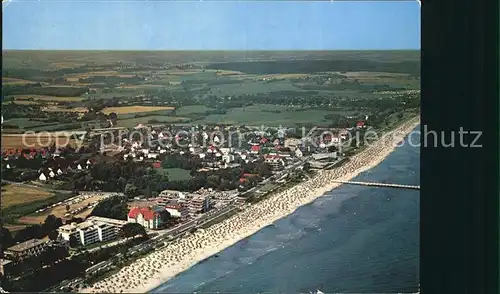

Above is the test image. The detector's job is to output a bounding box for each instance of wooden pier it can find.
[331,180,420,190]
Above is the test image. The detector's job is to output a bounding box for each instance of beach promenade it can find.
[81,117,420,293]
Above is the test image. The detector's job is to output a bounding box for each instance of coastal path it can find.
[331,180,420,190]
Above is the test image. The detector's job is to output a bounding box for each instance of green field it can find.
[3,51,420,70]
[3,118,54,128]
[116,109,176,119]
[192,104,353,126]
[208,80,301,97]
[175,105,213,116]
[116,116,191,128]
[2,50,419,132]
[156,168,193,181]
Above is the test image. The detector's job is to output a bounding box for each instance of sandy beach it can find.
[81,117,420,293]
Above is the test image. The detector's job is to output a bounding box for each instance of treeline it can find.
[0,215,64,253]
[90,196,129,220]
[339,94,420,111]
[2,258,83,292]
[162,154,203,170]
[295,81,409,92]
[71,161,170,196]
[2,84,89,97]
[145,88,210,107]
[2,66,92,80]
[205,59,420,76]
[201,91,421,113]
[323,114,359,128]
[1,103,82,121]
[199,91,319,109]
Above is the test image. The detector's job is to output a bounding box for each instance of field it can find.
[1,133,83,151]
[4,100,41,105]
[3,118,56,128]
[2,50,419,132]
[120,84,169,90]
[258,73,312,80]
[2,77,37,85]
[116,116,190,128]
[10,94,85,102]
[175,105,213,116]
[42,106,88,113]
[213,70,245,76]
[64,70,127,79]
[18,195,103,225]
[3,51,420,70]
[192,104,353,126]
[208,80,301,97]
[102,106,175,115]
[1,185,55,209]
[157,168,193,181]
[51,62,86,69]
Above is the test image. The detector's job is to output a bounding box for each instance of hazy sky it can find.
[2,0,421,50]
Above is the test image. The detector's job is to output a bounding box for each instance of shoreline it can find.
[82,117,420,294]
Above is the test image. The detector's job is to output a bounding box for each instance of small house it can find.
[39,173,47,181]
[250,145,261,154]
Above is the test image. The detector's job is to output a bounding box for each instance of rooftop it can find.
[86,216,128,227]
[6,239,46,252]
[128,206,160,220]
[0,259,13,266]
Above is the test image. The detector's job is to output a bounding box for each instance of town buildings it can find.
[3,239,49,262]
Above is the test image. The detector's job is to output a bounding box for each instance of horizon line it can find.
[3,49,421,52]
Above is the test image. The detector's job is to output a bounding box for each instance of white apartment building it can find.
[165,202,189,219]
[222,154,235,163]
[159,190,187,201]
[189,194,211,214]
[58,220,118,246]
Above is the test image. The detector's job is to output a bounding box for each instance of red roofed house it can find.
[127,206,163,230]
[356,121,366,128]
[152,162,161,168]
[250,145,261,154]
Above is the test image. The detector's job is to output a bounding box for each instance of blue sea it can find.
[152,130,420,293]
